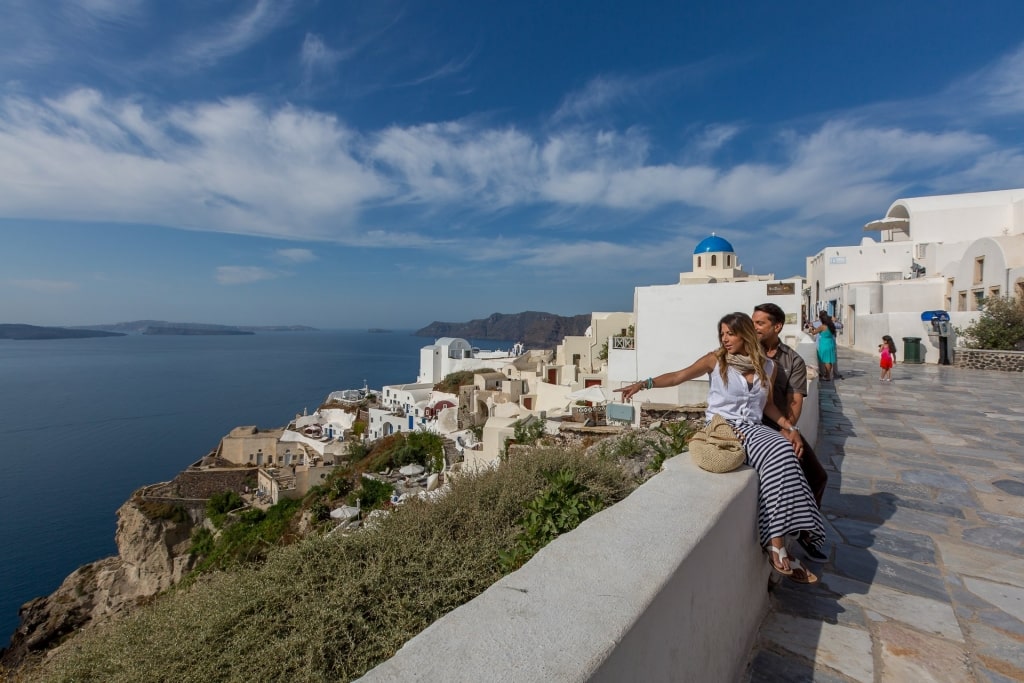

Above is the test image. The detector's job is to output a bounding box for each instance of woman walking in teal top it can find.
[810,311,837,381]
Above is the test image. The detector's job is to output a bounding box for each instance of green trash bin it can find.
[902,336,922,364]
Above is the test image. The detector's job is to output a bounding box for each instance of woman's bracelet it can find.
[645,377,654,389]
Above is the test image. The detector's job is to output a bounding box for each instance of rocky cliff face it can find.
[1,498,197,669]
[415,311,591,348]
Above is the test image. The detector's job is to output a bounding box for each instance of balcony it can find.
[611,336,634,350]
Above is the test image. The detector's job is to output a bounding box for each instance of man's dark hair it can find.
[753,302,786,325]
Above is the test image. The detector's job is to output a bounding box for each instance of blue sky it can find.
[2,1,1023,328]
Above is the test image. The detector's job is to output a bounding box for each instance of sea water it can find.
[0,330,512,644]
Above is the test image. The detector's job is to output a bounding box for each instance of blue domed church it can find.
[679,232,772,284]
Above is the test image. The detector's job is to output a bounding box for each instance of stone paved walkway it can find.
[745,348,1024,682]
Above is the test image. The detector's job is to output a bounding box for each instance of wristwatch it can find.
[786,426,799,432]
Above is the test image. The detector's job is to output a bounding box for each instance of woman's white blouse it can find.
[705,359,774,425]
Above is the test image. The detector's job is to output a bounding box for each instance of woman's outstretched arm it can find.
[616,352,717,402]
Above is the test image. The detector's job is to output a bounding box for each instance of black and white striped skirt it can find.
[729,420,825,550]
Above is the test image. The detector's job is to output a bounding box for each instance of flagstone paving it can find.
[745,348,1024,682]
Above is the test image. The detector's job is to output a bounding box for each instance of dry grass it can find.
[28,447,633,683]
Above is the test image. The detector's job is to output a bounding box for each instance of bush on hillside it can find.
[357,431,445,473]
[955,296,1024,350]
[205,491,244,528]
[347,477,394,510]
[187,498,301,577]
[136,501,190,524]
[36,447,633,683]
[432,368,495,394]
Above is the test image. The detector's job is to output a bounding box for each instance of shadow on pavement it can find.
[748,376,897,681]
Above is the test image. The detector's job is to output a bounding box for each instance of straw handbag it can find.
[688,414,745,473]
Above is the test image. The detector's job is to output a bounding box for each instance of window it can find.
[697,256,702,268]
[958,291,967,311]
[973,290,984,310]
[726,255,732,266]
[974,257,984,284]
[989,286,1001,298]
[711,255,717,267]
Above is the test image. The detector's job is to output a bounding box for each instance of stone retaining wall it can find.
[170,469,255,498]
[954,348,1024,372]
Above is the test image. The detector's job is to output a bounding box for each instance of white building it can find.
[367,407,415,441]
[417,337,519,384]
[608,234,807,406]
[381,382,433,414]
[807,188,1024,362]
[555,311,635,383]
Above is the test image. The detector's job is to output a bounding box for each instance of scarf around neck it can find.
[725,353,756,374]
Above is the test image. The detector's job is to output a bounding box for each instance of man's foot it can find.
[798,535,828,562]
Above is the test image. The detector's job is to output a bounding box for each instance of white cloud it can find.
[10,278,79,292]
[172,0,296,68]
[952,43,1024,116]
[551,62,725,124]
[301,32,342,82]
[215,266,280,285]
[371,122,541,205]
[1,37,1022,263]
[72,0,145,20]
[0,90,390,240]
[691,124,742,155]
[552,76,630,123]
[275,248,316,263]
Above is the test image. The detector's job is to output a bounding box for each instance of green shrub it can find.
[646,420,694,471]
[309,500,330,522]
[955,296,1024,350]
[348,477,394,510]
[329,472,355,500]
[597,430,644,460]
[136,501,190,524]
[359,431,445,473]
[498,468,605,571]
[188,527,214,558]
[206,491,244,528]
[188,498,301,576]
[432,368,495,394]
[345,439,371,462]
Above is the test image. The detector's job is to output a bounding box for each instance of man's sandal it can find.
[787,558,819,584]
[768,546,794,576]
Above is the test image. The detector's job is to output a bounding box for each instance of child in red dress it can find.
[879,335,896,381]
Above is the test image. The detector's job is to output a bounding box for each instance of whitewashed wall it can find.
[610,279,802,405]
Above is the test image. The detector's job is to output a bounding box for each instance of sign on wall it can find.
[766,282,796,296]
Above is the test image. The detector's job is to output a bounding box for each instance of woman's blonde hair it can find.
[714,312,770,389]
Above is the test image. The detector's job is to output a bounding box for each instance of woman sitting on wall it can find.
[617,312,825,583]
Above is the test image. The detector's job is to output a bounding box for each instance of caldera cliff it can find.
[1,497,197,669]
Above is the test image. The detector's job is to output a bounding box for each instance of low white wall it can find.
[851,312,977,364]
[358,456,768,683]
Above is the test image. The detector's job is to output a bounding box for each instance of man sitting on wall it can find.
[752,303,829,561]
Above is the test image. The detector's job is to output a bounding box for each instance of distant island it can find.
[415,311,590,348]
[143,326,254,336]
[0,324,126,340]
[73,321,319,335]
